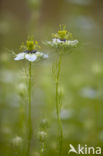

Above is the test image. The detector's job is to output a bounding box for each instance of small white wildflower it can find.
[14,39,48,62]
[14,51,48,62]
[45,25,79,49]
[38,131,47,142]
[11,136,22,146]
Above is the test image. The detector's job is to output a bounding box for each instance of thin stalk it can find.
[27,62,32,156]
[55,54,63,156]
[41,143,45,156]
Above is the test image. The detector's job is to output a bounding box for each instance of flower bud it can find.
[40,119,49,129]
[38,131,47,142]
[58,86,64,97]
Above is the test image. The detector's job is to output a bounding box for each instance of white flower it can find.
[38,131,47,142]
[46,38,79,48]
[14,51,48,62]
[11,136,22,146]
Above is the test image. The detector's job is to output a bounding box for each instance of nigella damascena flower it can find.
[45,25,79,49]
[14,40,48,62]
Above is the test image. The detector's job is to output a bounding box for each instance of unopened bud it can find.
[38,131,47,142]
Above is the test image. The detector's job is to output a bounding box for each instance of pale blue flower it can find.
[46,38,79,48]
[80,87,98,99]
[14,51,48,62]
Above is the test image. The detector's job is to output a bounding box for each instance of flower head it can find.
[38,131,47,142]
[45,25,79,49]
[11,136,22,146]
[14,39,48,62]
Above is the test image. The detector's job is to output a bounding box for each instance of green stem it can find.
[41,143,45,156]
[55,54,63,156]
[27,62,32,156]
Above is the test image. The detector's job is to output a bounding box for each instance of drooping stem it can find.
[27,62,32,156]
[55,54,63,156]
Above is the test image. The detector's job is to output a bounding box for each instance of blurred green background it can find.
[0,0,103,155]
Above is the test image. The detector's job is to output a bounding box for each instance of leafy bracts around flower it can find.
[14,39,48,62]
[45,25,79,49]
[52,25,72,41]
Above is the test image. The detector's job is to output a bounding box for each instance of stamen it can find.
[60,39,66,42]
[24,50,37,53]
[31,50,37,53]
[24,50,29,53]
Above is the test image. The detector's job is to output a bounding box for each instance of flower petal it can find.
[43,54,48,59]
[52,38,61,43]
[36,52,43,57]
[36,52,48,59]
[25,54,37,62]
[67,40,79,46]
[14,53,25,60]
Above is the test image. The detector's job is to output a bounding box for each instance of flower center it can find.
[60,39,66,42]
[24,50,37,54]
